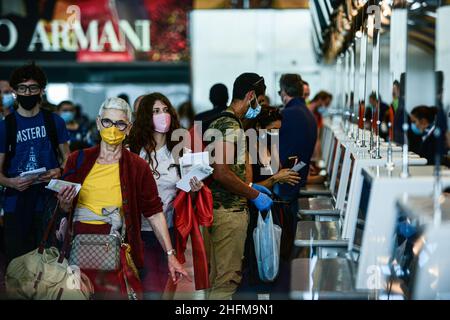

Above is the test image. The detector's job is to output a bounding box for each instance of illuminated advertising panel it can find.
[0,0,191,62]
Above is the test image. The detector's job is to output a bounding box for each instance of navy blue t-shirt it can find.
[0,110,69,212]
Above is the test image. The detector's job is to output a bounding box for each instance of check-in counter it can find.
[351,166,450,291]
[291,166,450,299]
[389,195,450,299]
[294,123,428,257]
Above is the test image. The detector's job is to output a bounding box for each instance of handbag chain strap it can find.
[37,199,76,264]
[38,200,61,254]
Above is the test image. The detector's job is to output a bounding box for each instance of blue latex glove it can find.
[251,192,273,212]
[251,183,272,196]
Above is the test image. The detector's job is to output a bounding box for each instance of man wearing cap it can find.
[204,72,273,300]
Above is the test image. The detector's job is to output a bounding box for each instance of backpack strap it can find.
[219,111,243,129]
[3,113,17,177]
[61,149,84,180]
[203,111,243,135]
[42,109,61,165]
[202,111,244,153]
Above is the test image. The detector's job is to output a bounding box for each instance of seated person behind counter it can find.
[410,105,446,165]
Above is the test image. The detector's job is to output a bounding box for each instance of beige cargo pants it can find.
[204,206,249,300]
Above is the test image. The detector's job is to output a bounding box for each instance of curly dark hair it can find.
[128,92,180,178]
[257,107,283,129]
[9,62,47,89]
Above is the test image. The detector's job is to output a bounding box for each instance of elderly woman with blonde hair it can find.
[57,97,190,299]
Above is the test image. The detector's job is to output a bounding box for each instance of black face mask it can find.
[16,94,41,110]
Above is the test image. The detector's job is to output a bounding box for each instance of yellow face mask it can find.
[100,127,126,146]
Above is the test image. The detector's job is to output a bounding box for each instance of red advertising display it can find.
[0,0,191,63]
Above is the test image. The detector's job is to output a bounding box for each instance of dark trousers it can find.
[140,228,175,300]
[3,186,52,265]
[287,198,300,260]
[4,211,45,265]
[277,196,299,256]
[237,200,298,300]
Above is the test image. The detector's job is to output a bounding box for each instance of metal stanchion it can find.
[371,13,382,159]
[358,19,368,148]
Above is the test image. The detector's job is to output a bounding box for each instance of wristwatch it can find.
[167,249,176,256]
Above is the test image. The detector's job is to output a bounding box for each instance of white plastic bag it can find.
[253,210,282,282]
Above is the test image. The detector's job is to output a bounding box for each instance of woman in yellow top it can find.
[76,160,123,225]
[57,97,190,299]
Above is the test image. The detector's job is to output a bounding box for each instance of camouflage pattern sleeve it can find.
[208,114,248,210]
[208,116,242,144]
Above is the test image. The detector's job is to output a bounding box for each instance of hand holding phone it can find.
[291,161,306,172]
[285,156,298,169]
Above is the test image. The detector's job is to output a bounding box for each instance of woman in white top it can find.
[128,92,202,300]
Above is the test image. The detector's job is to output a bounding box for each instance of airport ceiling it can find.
[311,0,446,63]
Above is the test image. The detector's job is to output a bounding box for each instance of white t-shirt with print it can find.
[140,145,179,231]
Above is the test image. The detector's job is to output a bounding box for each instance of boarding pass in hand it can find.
[46,179,82,195]
[179,151,210,177]
[19,167,47,179]
[176,164,213,192]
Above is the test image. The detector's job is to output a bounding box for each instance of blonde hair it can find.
[98,97,132,121]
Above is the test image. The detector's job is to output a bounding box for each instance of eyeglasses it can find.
[16,84,41,95]
[100,118,129,131]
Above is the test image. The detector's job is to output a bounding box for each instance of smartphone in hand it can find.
[291,161,306,172]
[285,156,298,169]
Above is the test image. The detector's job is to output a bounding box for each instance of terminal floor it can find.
[0,237,307,300]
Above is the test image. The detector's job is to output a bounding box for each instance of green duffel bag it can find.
[5,200,93,300]
[5,246,93,300]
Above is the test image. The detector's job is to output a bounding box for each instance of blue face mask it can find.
[60,111,75,123]
[245,98,261,119]
[317,106,328,116]
[411,122,422,136]
[2,93,15,109]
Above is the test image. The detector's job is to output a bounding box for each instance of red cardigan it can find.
[62,145,163,268]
